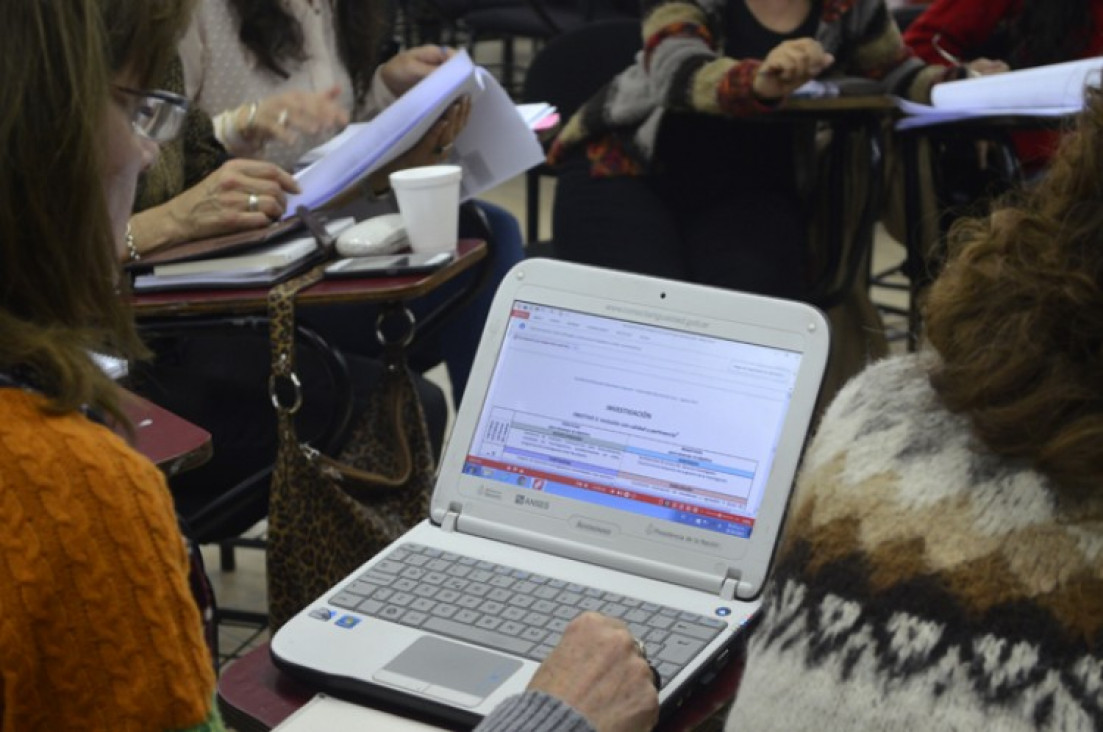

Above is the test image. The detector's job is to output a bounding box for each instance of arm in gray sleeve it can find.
[474,691,595,732]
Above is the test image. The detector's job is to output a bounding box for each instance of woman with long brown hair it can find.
[0,0,658,729]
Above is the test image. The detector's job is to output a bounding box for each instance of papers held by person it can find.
[287,51,544,212]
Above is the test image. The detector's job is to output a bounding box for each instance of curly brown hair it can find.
[924,86,1103,495]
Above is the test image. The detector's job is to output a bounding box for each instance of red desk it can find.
[120,388,212,475]
[218,640,743,732]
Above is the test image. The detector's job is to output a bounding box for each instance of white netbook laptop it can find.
[271,258,829,727]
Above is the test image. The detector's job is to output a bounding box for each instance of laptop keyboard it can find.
[326,542,728,687]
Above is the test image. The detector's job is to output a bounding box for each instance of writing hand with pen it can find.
[930,32,1011,171]
[753,38,836,101]
[932,33,1009,78]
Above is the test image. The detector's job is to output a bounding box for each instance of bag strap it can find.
[309,342,417,490]
[266,263,418,492]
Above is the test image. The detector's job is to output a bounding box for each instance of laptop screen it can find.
[461,301,802,539]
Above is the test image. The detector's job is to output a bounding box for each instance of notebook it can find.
[271,258,830,726]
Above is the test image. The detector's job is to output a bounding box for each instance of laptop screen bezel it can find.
[430,260,829,597]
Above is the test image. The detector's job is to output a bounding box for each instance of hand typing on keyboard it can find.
[527,612,659,732]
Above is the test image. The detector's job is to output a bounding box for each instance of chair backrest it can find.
[520,18,641,116]
[891,4,925,32]
[520,19,641,244]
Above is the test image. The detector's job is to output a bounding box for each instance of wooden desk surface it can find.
[119,388,212,476]
[131,239,487,319]
[781,94,899,114]
[218,640,743,732]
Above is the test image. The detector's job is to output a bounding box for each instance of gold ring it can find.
[633,637,648,660]
[247,192,259,212]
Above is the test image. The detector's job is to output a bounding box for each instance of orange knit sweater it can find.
[0,389,220,731]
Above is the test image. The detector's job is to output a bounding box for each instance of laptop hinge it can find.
[441,503,463,533]
[456,514,725,594]
[720,573,747,601]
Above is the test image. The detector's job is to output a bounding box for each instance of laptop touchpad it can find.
[374,636,524,708]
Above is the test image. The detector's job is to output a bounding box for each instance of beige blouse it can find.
[179,0,396,170]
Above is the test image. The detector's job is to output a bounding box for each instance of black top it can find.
[726,0,821,59]
[654,0,822,195]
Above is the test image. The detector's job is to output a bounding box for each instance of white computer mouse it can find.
[335,213,409,257]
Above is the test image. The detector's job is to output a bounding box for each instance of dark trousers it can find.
[551,116,808,300]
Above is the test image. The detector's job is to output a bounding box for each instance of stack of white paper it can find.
[273,694,446,731]
[896,57,1103,130]
[931,57,1103,110]
[151,237,317,277]
[286,51,545,213]
[515,102,558,129]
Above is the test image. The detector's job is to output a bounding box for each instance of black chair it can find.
[519,19,641,245]
[891,4,926,33]
[463,0,639,97]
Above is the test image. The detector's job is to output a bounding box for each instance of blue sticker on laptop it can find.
[335,615,362,629]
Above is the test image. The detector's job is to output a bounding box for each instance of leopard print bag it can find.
[265,267,435,631]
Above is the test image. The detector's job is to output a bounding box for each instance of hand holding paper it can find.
[286,51,544,215]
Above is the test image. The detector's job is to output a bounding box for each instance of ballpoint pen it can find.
[932,33,979,78]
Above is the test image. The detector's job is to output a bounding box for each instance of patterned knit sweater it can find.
[548,0,957,176]
[725,353,1103,730]
[0,390,221,730]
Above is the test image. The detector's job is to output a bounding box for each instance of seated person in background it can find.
[548,0,960,300]
[0,1,659,730]
[127,55,464,258]
[180,0,525,403]
[725,85,1103,730]
[127,58,300,254]
[905,0,1103,174]
[127,58,453,520]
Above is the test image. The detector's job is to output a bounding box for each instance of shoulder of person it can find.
[0,389,169,510]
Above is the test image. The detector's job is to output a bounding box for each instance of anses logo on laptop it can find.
[516,494,550,510]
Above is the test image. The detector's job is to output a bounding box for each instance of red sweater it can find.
[905,0,1103,66]
[904,0,1103,170]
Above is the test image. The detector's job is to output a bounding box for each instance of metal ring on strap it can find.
[268,354,304,413]
[375,305,417,349]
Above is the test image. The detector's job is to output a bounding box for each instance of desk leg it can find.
[901,132,926,351]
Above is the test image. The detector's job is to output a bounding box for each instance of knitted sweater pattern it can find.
[549,0,953,174]
[0,390,219,731]
[725,353,1103,730]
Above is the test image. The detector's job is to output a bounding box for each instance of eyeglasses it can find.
[112,85,189,143]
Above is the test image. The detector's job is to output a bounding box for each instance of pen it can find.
[932,33,979,78]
